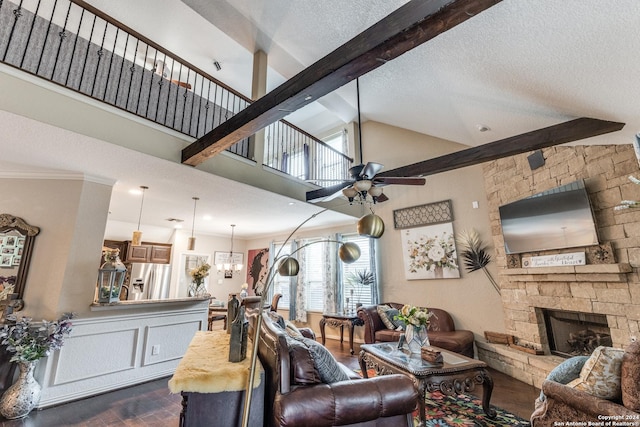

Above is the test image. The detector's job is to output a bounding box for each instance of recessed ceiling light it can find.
[203,215,213,221]
[288,202,295,206]
[476,124,490,132]
[129,188,143,195]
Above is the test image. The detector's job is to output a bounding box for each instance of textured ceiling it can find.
[4,0,640,238]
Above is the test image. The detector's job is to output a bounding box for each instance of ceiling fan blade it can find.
[376,193,389,203]
[377,118,625,179]
[373,177,426,186]
[361,162,384,179]
[306,181,353,202]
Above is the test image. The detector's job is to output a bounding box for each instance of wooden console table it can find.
[168,330,264,426]
[320,312,364,355]
[359,343,495,427]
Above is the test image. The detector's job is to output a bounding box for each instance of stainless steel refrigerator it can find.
[128,263,172,300]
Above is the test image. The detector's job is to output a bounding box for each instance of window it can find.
[341,234,374,310]
[271,234,377,315]
[272,242,292,309]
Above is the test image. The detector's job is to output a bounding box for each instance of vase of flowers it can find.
[394,305,433,354]
[189,263,211,297]
[0,313,74,419]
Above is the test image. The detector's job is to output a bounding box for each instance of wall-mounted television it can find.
[499,179,599,254]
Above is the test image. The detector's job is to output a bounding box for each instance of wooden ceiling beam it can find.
[182,0,503,166]
[376,117,625,178]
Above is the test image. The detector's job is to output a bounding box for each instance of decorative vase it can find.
[433,265,444,279]
[0,361,41,419]
[188,280,205,297]
[405,324,430,354]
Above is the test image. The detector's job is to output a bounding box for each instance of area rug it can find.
[356,369,530,427]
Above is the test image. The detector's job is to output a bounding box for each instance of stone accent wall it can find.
[479,144,640,387]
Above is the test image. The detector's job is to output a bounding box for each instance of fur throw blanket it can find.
[168,330,262,394]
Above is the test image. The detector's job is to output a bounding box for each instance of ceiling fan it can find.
[306,79,426,204]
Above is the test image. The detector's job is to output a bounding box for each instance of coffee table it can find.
[359,343,496,426]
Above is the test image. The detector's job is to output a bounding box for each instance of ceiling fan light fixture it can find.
[354,180,372,192]
[342,187,358,199]
[368,186,383,197]
[357,213,385,239]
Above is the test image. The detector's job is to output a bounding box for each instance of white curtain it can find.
[294,240,307,322]
[323,238,338,314]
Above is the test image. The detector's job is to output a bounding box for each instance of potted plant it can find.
[345,270,374,309]
[0,313,74,419]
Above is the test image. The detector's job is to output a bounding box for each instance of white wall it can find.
[0,177,112,318]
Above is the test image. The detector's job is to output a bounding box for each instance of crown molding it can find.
[0,170,115,186]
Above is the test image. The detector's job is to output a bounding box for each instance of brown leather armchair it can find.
[254,311,419,427]
[357,303,475,358]
[530,341,640,426]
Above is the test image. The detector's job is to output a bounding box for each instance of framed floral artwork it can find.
[401,222,460,280]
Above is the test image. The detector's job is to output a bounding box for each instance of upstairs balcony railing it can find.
[0,0,352,185]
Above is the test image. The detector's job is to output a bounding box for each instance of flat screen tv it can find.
[499,179,599,254]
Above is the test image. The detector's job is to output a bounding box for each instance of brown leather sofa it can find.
[357,303,475,358]
[253,310,419,427]
[530,341,640,426]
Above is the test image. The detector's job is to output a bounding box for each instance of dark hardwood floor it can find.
[0,339,539,426]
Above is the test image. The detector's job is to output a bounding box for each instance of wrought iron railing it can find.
[0,0,352,185]
[264,121,352,184]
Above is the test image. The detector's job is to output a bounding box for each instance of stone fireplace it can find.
[542,308,611,357]
[476,144,640,388]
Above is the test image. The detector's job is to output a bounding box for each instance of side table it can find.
[320,312,364,355]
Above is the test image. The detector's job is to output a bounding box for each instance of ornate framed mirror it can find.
[0,214,40,308]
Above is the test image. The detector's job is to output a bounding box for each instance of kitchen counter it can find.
[90,295,211,311]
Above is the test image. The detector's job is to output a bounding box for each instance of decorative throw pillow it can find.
[286,335,322,385]
[284,320,303,338]
[386,308,405,329]
[622,341,640,411]
[292,336,350,384]
[267,311,286,330]
[377,305,396,330]
[566,346,625,400]
[539,355,589,401]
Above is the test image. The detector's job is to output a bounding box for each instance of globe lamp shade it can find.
[357,214,385,238]
[278,257,300,276]
[338,242,361,264]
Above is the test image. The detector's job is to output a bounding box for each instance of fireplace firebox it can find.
[542,309,611,358]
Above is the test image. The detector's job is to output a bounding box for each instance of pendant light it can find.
[131,186,148,246]
[217,224,243,274]
[187,197,199,251]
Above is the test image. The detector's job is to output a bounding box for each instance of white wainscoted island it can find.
[34,297,210,408]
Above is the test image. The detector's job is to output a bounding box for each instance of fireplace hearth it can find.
[542,309,611,358]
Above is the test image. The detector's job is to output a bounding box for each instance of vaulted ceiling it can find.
[3,0,639,238]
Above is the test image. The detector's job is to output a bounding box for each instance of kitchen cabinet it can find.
[102,240,172,264]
